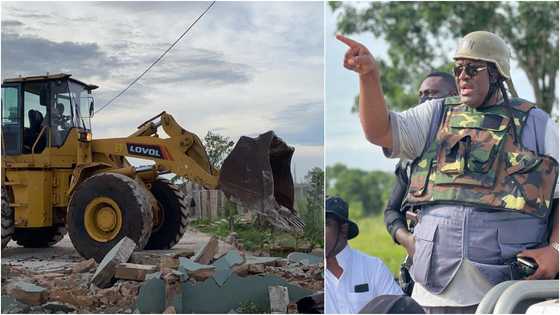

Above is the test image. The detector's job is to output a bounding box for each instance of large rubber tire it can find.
[1,187,15,249]
[67,173,153,262]
[12,225,66,248]
[144,178,190,250]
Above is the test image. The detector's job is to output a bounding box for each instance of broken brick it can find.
[130,249,195,266]
[115,263,157,281]
[192,236,218,265]
[11,281,48,306]
[160,256,180,271]
[248,263,265,274]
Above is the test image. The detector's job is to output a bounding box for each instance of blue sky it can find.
[1,1,324,182]
[325,3,544,173]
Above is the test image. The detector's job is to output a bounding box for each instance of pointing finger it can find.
[336,34,360,48]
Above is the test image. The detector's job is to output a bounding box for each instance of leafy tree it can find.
[171,130,234,184]
[203,130,235,168]
[326,163,395,216]
[303,167,324,245]
[330,1,559,114]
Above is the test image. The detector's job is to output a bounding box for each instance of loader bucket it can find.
[218,131,304,232]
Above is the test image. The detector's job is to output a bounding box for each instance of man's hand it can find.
[518,246,559,280]
[395,228,415,257]
[336,34,379,77]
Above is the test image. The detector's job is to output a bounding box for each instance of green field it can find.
[348,212,407,277]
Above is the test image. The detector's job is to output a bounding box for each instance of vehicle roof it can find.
[2,73,98,90]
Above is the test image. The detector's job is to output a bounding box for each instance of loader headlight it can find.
[79,131,92,142]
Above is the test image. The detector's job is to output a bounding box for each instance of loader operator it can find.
[337,30,559,313]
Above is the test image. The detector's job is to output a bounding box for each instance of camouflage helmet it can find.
[453,31,511,79]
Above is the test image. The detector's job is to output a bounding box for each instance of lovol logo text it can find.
[127,143,163,159]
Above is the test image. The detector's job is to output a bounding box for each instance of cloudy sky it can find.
[1,1,324,182]
[325,3,545,173]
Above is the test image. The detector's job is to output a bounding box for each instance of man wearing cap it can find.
[337,30,559,313]
[325,196,403,314]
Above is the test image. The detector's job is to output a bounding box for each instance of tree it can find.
[303,167,324,245]
[170,130,234,184]
[203,131,235,169]
[331,1,559,114]
[326,163,395,216]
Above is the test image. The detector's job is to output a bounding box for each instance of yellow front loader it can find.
[1,73,302,261]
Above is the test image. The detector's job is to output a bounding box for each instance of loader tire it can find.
[12,225,66,248]
[1,187,15,249]
[67,173,153,262]
[144,178,190,250]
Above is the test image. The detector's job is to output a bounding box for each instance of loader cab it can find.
[1,73,97,155]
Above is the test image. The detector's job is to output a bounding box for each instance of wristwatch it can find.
[550,241,559,252]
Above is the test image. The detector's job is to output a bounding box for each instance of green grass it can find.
[192,216,315,253]
[348,213,407,276]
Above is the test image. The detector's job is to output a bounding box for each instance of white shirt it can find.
[325,245,403,314]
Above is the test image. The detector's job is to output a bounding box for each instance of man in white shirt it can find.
[325,197,403,314]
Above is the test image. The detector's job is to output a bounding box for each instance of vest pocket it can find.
[436,128,506,188]
[411,222,438,285]
[498,224,543,261]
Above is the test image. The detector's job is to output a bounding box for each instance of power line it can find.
[95,1,216,114]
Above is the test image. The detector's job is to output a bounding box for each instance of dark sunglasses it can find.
[453,64,487,77]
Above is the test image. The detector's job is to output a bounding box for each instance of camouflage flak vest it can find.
[406,96,559,218]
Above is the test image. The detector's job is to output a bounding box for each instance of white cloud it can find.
[1,1,324,181]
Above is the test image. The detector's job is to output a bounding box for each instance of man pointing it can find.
[337,31,559,313]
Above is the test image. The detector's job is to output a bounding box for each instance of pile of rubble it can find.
[1,236,323,313]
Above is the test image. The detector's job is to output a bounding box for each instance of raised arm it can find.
[336,34,393,149]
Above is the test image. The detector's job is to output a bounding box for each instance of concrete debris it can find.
[192,236,219,265]
[212,269,232,287]
[269,286,290,314]
[232,264,249,277]
[212,250,245,286]
[145,272,162,281]
[245,256,282,266]
[178,273,312,313]
[11,281,48,306]
[115,263,157,281]
[129,249,195,266]
[177,257,215,281]
[2,228,322,314]
[72,258,97,273]
[136,277,166,314]
[92,237,137,288]
[160,256,180,271]
[1,295,31,313]
[287,252,323,266]
[43,302,76,313]
[310,248,324,258]
[214,250,245,269]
